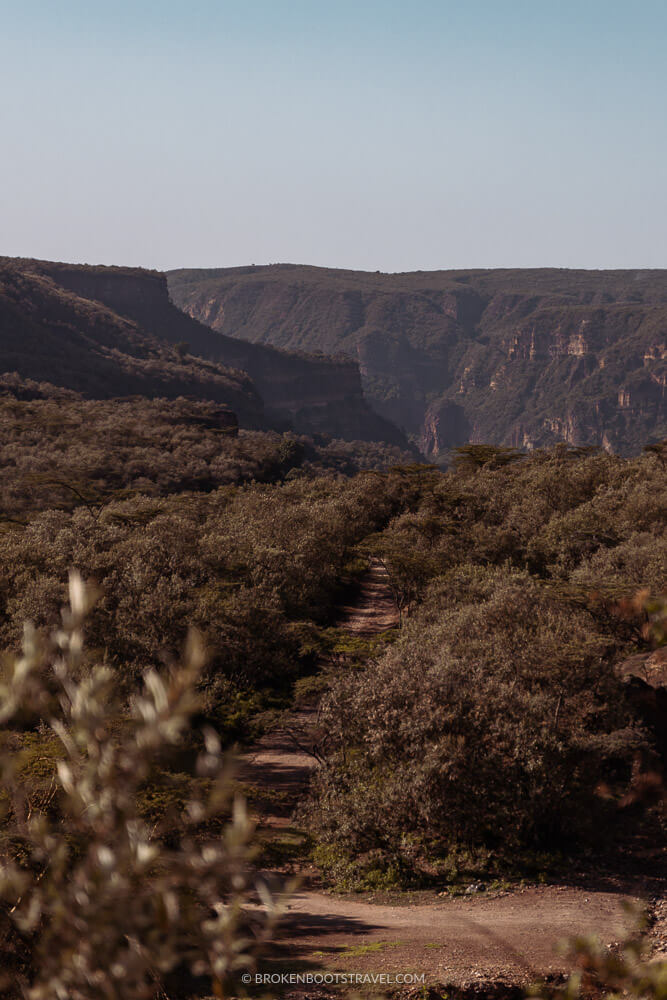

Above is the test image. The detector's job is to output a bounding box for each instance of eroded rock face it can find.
[56,264,407,444]
[617,649,667,689]
[168,265,667,458]
[419,400,471,455]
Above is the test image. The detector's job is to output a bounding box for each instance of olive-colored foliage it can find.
[355,447,665,631]
[0,473,404,732]
[0,387,410,520]
[310,567,644,865]
[0,409,664,889]
[452,444,525,471]
[571,533,667,597]
[0,574,279,1000]
[430,446,666,582]
[308,446,666,879]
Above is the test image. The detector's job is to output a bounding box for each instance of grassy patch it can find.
[341,940,403,957]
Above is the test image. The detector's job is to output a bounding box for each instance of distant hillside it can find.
[168,264,667,457]
[0,259,408,446]
[0,258,263,425]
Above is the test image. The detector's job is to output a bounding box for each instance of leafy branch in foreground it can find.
[0,572,280,1000]
[529,906,667,1000]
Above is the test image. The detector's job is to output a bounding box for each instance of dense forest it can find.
[4,0,667,992]
[307,446,666,885]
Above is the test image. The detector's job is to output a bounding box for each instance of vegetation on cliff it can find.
[0,259,265,424]
[0,398,663,890]
[0,310,663,992]
[169,264,667,457]
[0,378,410,521]
[0,257,408,446]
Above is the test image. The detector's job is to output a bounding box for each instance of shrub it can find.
[0,573,279,999]
[529,907,667,1000]
[308,567,646,874]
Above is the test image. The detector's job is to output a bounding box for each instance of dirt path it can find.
[336,558,400,635]
[239,561,641,988]
[238,708,319,830]
[237,559,399,826]
[277,885,634,985]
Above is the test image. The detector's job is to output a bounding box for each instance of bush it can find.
[308,567,646,874]
[0,473,402,719]
[0,573,279,999]
[529,907,667,1000]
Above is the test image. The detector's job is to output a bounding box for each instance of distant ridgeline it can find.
[168,264,667,458]
[0,258,409,447]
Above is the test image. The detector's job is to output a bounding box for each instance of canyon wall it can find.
[0,258,264,424]
[169,265,667,457]
[1,259,408,446]
[40,261,406,444]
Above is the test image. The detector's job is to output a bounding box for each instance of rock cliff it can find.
[0,258,263,424]
[169,265,667,458]
[0,259,408,446]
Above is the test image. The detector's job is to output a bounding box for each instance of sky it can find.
[1,0,666,272]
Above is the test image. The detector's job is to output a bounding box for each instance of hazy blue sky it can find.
[1,0,666,271]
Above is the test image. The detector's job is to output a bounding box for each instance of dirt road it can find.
[237,560,399,824]
[277,885,633,984]
[336,558,400,635]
